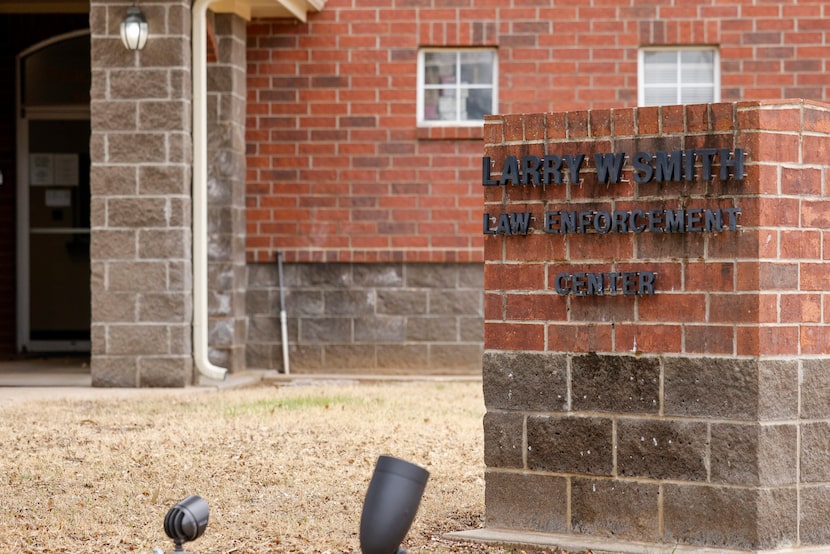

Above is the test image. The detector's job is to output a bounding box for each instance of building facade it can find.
[0,0,828,384]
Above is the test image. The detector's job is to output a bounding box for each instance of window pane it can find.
[644,51,676,65]
[680,86,715,104]
[681,50,714,65]
[424,51,456,84]
[437,92,459,120]
[460,51,494,85]
[23,34,90,106]
[424,51,455,68]
[423,89,441,120]
[643,87,679,106]
[465,88,493,119]
[644,64,677,84]
[681,63,714,83]
[643,51,677,85]
[424,65,441,86]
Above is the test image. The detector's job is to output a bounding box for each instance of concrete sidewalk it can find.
[0,357,480,405]
[0,356,91,388]
[0,356,256,405]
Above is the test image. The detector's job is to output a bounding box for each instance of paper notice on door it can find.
[53,154,79,186]
[30,153,53,186]
[45,188,72,208]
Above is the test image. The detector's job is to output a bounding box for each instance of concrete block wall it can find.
[89,0,194,386]
[482,100,830,551]
[206,12,247,372]
[246,262,483,373]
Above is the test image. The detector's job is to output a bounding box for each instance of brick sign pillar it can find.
[476,100,830,552]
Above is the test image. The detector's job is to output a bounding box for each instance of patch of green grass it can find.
[224,393,368,416]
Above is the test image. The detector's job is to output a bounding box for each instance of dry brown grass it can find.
[0,381,557,553]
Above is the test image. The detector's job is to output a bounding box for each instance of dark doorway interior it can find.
[0,13,90,356]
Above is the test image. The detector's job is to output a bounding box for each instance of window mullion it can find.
[675,50,682,105]
[456,51,462,121]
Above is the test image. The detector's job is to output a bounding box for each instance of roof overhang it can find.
[0,0,324,22]
[0,1,88,13]
[211,0,326,22]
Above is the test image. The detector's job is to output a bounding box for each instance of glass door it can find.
[16,31,90,352]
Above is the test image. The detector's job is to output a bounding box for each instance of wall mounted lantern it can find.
[120,6,149,51]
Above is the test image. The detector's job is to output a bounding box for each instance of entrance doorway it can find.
[16,30,91,353]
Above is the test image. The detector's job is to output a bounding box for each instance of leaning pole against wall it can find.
[455,100,830,553]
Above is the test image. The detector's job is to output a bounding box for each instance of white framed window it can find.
[638,47,720,106]
[417,48,498,126]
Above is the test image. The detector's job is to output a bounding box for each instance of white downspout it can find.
[192,0,227,380]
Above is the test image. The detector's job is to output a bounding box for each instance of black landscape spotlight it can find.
[162,495,209,553]
[359,455,430,554]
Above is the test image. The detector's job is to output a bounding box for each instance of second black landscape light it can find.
[359,455,430,554]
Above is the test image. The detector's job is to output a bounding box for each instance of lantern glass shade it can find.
[120,6,148,51]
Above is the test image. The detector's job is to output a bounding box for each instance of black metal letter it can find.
[594,152,626,184]
[481,157,499,186]
[501,156,519,185]
[542,155,563,185]
[564,154,585,185]
[632,151,654,184]
[656,150,682,182]
[482,213,496,235]
[696,148,718,181]
[719,148,745,181]
[521,156,541,185]
[554,273,571,295]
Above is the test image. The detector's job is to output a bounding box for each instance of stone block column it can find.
[474,100,830,552]
[206,12,247,372]
[89,0,193,387]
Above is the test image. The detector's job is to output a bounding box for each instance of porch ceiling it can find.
[0,0,325,22]
[211,0,326,22]
[0,1,88,13]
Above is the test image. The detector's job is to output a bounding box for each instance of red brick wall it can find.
[245,1,830,265]
[483,99,830,358]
